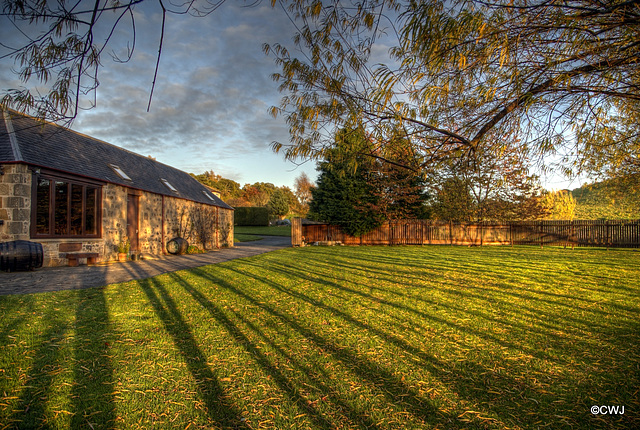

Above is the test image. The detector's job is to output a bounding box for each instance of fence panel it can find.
[423,221,449,244]
[361,223,389,245]
[295,219,640,248]
[390,220,426,245]
[481,223,511,245]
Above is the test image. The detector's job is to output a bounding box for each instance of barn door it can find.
[127,194,140,254]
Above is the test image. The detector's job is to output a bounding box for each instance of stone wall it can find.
[102,185,234,262]
[0,163,31,242]
[39,240,106,267]
[101,183,129,262]
[162,197,234,252]
[138,191,164,256]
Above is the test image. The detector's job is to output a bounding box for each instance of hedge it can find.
[234,207,269,226]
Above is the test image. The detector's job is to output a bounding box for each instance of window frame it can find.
[109,164,132,181]
[30,170,103,239]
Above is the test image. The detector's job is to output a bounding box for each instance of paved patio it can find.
[0,236,290,296]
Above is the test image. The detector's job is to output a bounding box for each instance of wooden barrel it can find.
[166,237,189,255]
[0,240,44,272]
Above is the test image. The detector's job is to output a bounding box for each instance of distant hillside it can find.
[572,178,640,220]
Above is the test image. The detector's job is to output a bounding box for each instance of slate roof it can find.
[0,110,233,210]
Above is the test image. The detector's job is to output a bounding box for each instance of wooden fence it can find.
[291,219,640,248]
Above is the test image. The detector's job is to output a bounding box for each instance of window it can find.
[202,190,215,201]
[109,164,132,181]
[161,178,178,193]
[32,174,101,238]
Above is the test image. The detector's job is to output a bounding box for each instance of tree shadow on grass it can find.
[4,288,117,429]
[272,251,634,363]
[310,246,640,313]
[138,276,246,429]
[166,271,341,430]
[8,302,74,428]
[70,287,116,428]
[189,267,461,429]
[249,259,565,363]
[0,296,35,344]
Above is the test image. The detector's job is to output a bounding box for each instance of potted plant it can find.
[117,237,130,262]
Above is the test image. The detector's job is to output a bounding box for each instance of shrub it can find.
[187,245,204,254]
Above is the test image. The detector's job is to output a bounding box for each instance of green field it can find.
[1,245,638,429]
[234,225,292,242]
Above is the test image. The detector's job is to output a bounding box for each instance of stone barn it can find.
[0,109,234,267]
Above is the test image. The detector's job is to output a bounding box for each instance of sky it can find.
[1,0,585,191]
[1,0,319,190]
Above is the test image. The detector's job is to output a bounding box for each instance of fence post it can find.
[291,218,302,247]
[540,221,543,249]
[571,220,575,250]
[509,222,513,247]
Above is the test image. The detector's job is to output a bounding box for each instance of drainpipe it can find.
[216,206,220,249]
[161,195,166,255]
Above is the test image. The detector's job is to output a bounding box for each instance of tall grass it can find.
[1,245,638,429]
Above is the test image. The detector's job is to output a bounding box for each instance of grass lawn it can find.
[1,245,638,429]
[235,225,292,237]
[234,226,292,243]
[234,233,264,243]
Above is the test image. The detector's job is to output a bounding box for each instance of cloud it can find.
[76,2,294,156]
